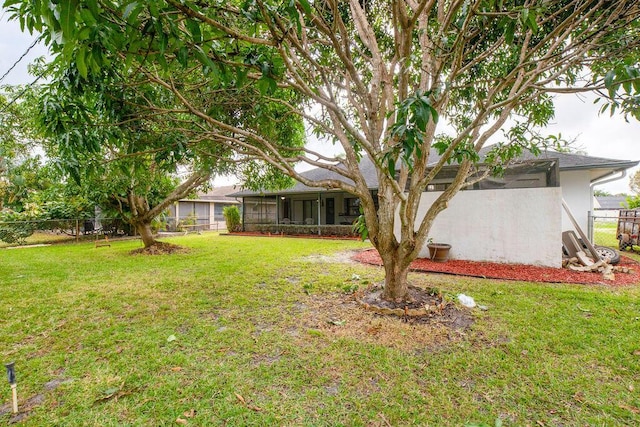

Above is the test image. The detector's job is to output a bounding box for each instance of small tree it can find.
[223,206,242,233]
[0,210,38,244]
[626,195,640,210]
[630,170,640,195]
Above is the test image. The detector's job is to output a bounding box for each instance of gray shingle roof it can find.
[595,196,628,210]
[479,147,638,171]
[229,147,638,197]
[191,185,240,203]
[229,158,379,197]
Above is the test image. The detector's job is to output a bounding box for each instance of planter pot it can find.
[427,243,451,262]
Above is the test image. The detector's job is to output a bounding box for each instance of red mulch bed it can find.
[353,249,640,286]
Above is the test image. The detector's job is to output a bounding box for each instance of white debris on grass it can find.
[457,294,476,308]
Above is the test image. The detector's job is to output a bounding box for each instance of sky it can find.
[1,11,638,194]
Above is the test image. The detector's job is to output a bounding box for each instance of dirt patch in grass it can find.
[293,291,473,351]
[130,241,189,255]
[0,377,73,423]
[300,250,359,264]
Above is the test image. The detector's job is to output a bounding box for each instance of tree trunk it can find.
[366,181,419,302]
[380,249,411,301]
[136,221,156,248]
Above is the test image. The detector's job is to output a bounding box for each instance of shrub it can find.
[223,205,242,232]
[177,213,197,232]
[151,212,169,232]
[0,210,38,244]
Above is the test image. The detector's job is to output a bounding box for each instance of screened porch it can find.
[240,193,361,236]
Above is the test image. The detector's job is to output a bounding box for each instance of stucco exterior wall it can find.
[559,170,592,234]
[409,187,563,267]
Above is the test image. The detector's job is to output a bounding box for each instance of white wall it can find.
[407,187,563,267]
[559,170,592,234]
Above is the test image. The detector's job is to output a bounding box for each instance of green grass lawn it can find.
[1,234,639,426]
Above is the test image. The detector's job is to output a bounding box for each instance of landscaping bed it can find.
[353,249,640,286]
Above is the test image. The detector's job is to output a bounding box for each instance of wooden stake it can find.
[11,383,18,414]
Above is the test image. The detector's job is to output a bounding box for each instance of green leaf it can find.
[186,19,202,42]
[604,70,615,88]
[430,106,439,124]
[256,76,276,95]
[194,45,216,71]
[177,46,189,67]
[59,0,79,38]
[122,1,139,21]
[77,26,92,40]
[433,140,449,155]
[85,0,99,18]
[504,20,515,45]
[235,66,249,87]
[298,0,312,15]
[103,387,120,396]
[387,156,395,177]
[76,47,88,79]
[527,13,538,34]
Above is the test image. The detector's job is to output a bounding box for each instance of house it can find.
[593,195,628,218]
[230,149,638,267]
[167,186,240,231]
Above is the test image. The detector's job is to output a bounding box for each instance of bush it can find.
[223,206,242,232]
[151,213,169,233]
[245,223,356,236]
[0,210,37,244]
[177,213,198,232]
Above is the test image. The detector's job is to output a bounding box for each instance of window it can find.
[344,198,360,216]
[214,204,229,221]
[303,200,314,220]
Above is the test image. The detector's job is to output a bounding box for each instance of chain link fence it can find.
[0,218,135,246]
[162,217,227,233]
[0,216,228,246]
[589,214,619,248]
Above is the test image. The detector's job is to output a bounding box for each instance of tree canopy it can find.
[6,0,639,299]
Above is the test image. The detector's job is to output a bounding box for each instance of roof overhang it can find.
[229,187,376,198]
[177,198,240,204]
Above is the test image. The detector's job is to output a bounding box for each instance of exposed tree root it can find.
[130,241,189,255]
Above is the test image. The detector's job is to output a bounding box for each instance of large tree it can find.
[8,0,639,300]
[39,70,216,247]
[31,37,305,248]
